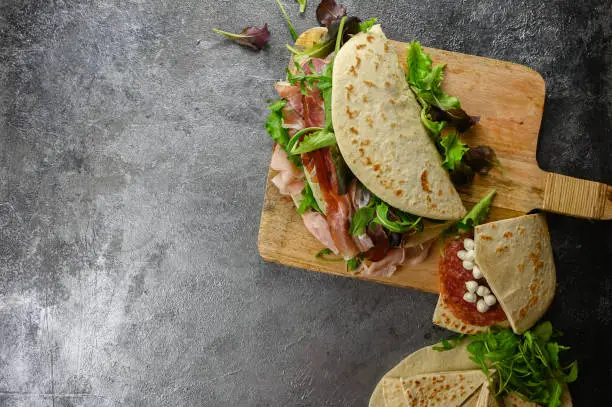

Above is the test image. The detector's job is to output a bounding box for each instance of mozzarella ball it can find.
[472,266,483,280]
[484,294,497,306]
[465,280,478,293]
[464,250,475,262]
[476,285,491,297]
[463,292,477,303]
[462,260,474,270]
[457,250,467,260]
[476,299,489,313]
[463,238,475,251]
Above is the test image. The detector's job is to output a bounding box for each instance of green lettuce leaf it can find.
[297,182,322,214]
[440,133,469,171]
[407,41,433,87]
[296,0,306,13]
[265,99,302,167]
[359,17,378,32]
[265,100,289,147]
[456,189,496,231]
[289,129,336,155]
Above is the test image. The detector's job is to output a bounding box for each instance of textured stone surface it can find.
[0,0,610,406]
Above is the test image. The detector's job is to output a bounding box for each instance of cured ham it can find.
[304,148,359,259]
[275,81,303,115]
[301,211,339,255]
[404,239,434,266]
[270,144,304,196]
[359,248,405,277]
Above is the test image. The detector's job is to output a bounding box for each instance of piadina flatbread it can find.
[381,370,486,407]
[370,341,572,407]
[433,214,556,334]
[474,214,556,334]
[331,25,466,221]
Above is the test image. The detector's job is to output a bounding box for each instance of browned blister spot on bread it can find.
[345,106,357,119]
[421,170,432,193]
[504,231,513,239]
[363,80,376,87]
[356,43,366,49]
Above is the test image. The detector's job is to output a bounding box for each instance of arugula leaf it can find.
[440,133,469,171]
[212,25,270,51]
[289,129,336,155]
[297,0,307,13]
[435,322,578,406]
[297,182,322,214]
[359,17,378,32]
[275,0,298,41]
[432,334,465,351]
[315,248,343,261]
[346,255,362,271]
[533,321,553,342]
[372,202,422,233]
[563,361,578,383]
[349,205,375,236]
[456,189,496,231]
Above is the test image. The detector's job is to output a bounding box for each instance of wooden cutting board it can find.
[258,29,612,293]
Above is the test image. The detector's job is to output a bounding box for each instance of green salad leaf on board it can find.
[434,322,578,407]
[456,189,496,231]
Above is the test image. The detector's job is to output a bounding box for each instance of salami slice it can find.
[439,235,506,326]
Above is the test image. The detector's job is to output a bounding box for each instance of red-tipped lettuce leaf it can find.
[212,24,270,51]
[316,0,347,27]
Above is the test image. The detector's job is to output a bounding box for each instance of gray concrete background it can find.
[0,0,610,406]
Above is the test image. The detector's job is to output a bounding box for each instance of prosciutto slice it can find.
[304,149,360,259]
[359,248,406,277]
[270,144,304,196]
[301,211,339,255]
[275,81,303,116]
[404,240,434,266]
[358,239,434,277]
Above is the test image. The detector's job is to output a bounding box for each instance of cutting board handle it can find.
[542,173,612,220]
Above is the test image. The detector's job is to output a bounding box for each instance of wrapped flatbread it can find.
[370,341,572,407]
[381,370,486,407]
[433,214,556,334]
[331,25,466,221]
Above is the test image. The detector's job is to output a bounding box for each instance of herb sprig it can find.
[434,322,578,407]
